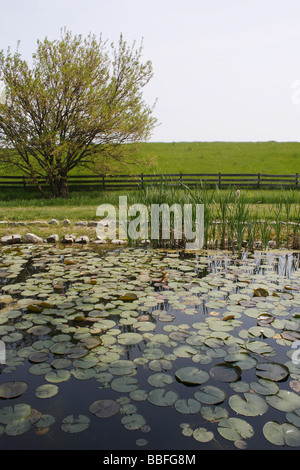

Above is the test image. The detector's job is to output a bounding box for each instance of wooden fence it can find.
[0,173,299,190]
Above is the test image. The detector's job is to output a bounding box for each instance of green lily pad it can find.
[194,385,226,405]
[121,413,146,430]
[27,325,51,336]
[45,369,71,383]
[35,384,58,399]
[210,363,242,383]
[250,379,279,396]
[263,421,300,447]
[110,376,138,393]
[217,417,254,441]
[201,405,228,422]
[35,414,56,428]
[5,419,31,436]
[255,362,289,382]
[286,409,300,427]
[175,367,209,386]
[174,398,201,414]
[148,388,179,407]
[193,427,214,443]
[28,352,50,363]
[89,399,120,418]
[108,360,137,376]
[147,373,174,387]
[266,390,300,412]
[117,332,143,345]
[0,381,28,399]
[0,403,31,424]
[61,414,90,433]
[228,393,268,416]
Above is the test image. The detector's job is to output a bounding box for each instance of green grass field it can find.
[1,141,300,176]
[135,141,300,174]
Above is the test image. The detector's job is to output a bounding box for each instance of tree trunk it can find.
[49,175,69,198]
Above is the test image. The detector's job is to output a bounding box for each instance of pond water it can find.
[0,244,299,451]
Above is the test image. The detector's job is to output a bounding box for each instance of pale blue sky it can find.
[1,0,300,142]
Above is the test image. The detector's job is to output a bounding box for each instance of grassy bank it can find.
[0,185,299,251]
[0,140,299,250]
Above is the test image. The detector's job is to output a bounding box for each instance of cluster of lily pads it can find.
[0,244,299,449]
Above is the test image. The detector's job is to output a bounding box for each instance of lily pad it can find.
[117,332,143,345]
[0,381,28,399]
[250,379,279,396]
[193,427,214,443]
[263,421,300,447]
[89,399,120,418]
[27,325,51,336]
[148,388,178,407]
[147,373,174,388]
[228,393,268,416]
[5,419,31,436]
[175,367,209,386]
[121,413,146,430]
[210,363,241,383]
[201,405,228,422]
[110,376,138,393]
[61,414,90,433]
[194,385,226,405]
[35,384,58,399]
[217,417,254,441]
[0,403,31,424]
[174,398,201,414]
[266,390,300,412]
[255,362,289,382]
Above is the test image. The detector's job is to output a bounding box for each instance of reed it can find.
[124,184,300,251]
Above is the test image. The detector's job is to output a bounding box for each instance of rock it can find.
[48,219,59,225]
[8,221,26,226]
[46,234,60,243]
[23,233,43,244]
[62,234,74,244]
[268,240,276,248]
[75,236,89,244]
[75,221,88,226]
[91,239,107,245]
[111,239,127,245]
[88,221,98,227]
[62,219,71,226]
[28,220,49,226]
[1,234,22,244]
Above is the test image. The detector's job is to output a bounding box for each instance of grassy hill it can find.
[136,141,300,175]
[0,141,299,176]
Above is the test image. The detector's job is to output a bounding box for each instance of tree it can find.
[0,28,157,197]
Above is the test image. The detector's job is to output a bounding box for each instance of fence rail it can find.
[0,173,299,190]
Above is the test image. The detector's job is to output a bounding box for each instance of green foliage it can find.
[0,29,157,197]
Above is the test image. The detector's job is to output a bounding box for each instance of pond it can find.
[0,244,299,451]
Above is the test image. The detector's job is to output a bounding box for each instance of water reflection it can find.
[202,250,300,278]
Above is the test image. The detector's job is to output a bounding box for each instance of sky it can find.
[1,0,300,142]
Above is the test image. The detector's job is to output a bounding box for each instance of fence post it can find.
[23,176,26,189]
[102,175,105,190]
[179,172,182,188]
[218,172,221,189]
[141,173,144,190]
[258,172,260,187]
[296,173,299,187]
